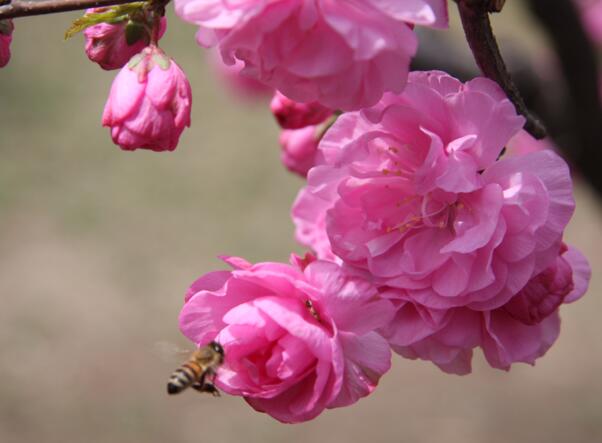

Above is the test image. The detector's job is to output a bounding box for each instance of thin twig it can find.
[0,0,142,19]
[454,0,547,139]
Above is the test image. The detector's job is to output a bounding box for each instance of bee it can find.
[305,300,320,321]
[166,341,224,396]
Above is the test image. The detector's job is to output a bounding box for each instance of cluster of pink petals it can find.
[293,70,590,372]
[175,0,448,110]
[84,10,167,70]
[383,245,590,374]
[0,19,14,69]
[180,255,394,423]
[102,46,192,152]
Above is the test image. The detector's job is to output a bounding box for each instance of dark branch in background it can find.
[527,0,602,198]
[454,0,547,139]
[0,0,142,19]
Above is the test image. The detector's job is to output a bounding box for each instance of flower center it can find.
[386,194,462,235]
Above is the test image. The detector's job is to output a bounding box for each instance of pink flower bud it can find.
[503,246,574,325]
[84,9,166,70]
[102,46,192,152]
[279,126,320,177]
[0,19,14,69]
[270,91,332,129]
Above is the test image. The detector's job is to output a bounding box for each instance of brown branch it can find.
[454,0,547,139]
[0,0,143,19]
[527,0,602,197]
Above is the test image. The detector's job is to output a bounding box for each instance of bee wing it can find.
[154,340,192,363]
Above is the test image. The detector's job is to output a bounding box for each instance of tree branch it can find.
[454,0,547,139]
[0,0,143,19]
[527,0,602,197]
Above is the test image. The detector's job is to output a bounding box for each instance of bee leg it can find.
[191,382,221,397]
[205,370,221,397]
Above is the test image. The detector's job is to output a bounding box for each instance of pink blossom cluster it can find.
[175,0,448,110]
[181,255,394,423]
[292,71,590,373]
[179,71,590,422]
[0,0,592,427]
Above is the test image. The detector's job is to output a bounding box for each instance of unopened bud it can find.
[0,19,14,69]
[102,46,192,152]
[84,8,166,70]
[271,91,332,129]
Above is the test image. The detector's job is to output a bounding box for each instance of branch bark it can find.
[0,0,143,19]
[454,0,547,139]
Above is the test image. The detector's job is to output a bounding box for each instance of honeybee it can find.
[166,341,224,396]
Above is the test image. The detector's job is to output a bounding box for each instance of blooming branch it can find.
[454,0,547,139]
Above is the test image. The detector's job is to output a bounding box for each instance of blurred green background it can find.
[0,3,601,443]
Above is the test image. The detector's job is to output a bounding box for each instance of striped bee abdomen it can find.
[167,362,202,395]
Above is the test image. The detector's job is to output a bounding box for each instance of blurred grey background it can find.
[0,3,600,443]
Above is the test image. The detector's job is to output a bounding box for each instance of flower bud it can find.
[84,8,166,70]
[279,126,320,177]
[270,91,332,130]
[102,46,192,152]
[0,19,14,69]
[503,247,574,325]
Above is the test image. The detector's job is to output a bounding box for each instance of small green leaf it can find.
[152,53,170,70]
[63,2,149,40]
[127,52,145,69]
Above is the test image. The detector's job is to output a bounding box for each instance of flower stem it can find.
[454,0,547,139]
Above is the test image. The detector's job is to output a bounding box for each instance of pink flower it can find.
[271,91,332,130]
[84,9,167,70]
[179,256,394,423]
[102,46,192,152]
[384,246,590,374]
[208,49,272,100]
[293,71,576,312]
[0,19,14,69]
[279,126,321,177]
[175,0,448,110]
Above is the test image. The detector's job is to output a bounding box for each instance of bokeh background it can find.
[1,3,600,443]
